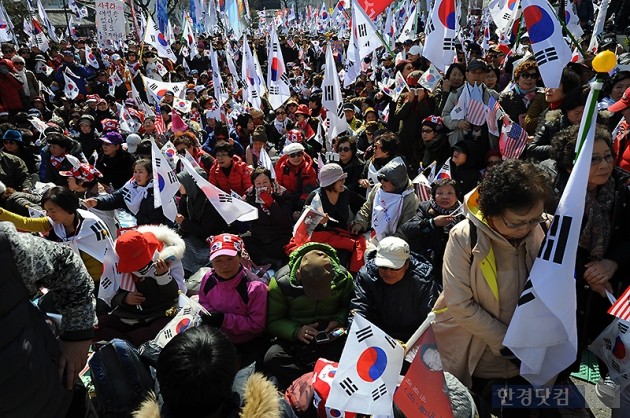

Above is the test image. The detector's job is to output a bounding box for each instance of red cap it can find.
[295,104,311,116]
[115,231,163,273]
[608,86,630,113]
[59,163,102,182]
[208,233,244,261]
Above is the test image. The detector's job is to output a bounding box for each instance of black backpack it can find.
[89,339,155,417]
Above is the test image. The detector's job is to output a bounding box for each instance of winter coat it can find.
[0,150,32,191]
[93,182,173,227]
[442,84,500,146]
[0,222,95,418]
[499,88,545,132]
[422,134,451,170]
[267,243,354,342]
[208,155,252,196]
[198,267,268,344]
[339,155,366,214]
[133,372,294,418]
[351,250,440,341]
[395,91,434,170]
[432,188,548,387]
[109,225,185,319]
[53,62,95,95]
[95,149,136,191]
[305,188,352,232]
[274,153,318,212]
[74,130,100,161]
[177,171,227,240]
[353,159,419,238]
[613,121,630,171]
[0,62,25,111]
[526,109,570,162]
[40,142,87,186]
[244,185,293,244]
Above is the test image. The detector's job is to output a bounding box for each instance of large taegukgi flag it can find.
[422,0,459,72]
[357,0,396,19]
[521,0,571,88]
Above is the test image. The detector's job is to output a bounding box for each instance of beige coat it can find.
[432,188,547,387]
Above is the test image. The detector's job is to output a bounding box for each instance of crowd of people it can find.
[2,2,630,417]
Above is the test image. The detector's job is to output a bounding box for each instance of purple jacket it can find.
[198,268,268,344]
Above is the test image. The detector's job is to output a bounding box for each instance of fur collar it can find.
[136,224,185,262]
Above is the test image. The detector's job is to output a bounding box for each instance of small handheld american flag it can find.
[499,121,528,160]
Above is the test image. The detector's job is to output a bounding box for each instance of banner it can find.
[95,0,127,49]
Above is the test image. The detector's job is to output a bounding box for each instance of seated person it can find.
[197,234,269,366]
[264,243,354,390]
[350,237,440,342]
[274,142,318,218]
[208,140,252,196]
[94,226,186,346]
[243,167,293,270]
[401,179,464,285]
[134,325,295,418]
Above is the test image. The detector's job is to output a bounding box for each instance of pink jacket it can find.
[198,268,268,344]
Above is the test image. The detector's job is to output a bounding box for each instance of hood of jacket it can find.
[286,242,347,290]
[132,373,283,418]
[136,224,185,262]
[378,156,411,194]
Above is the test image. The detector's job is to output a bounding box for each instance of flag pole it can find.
[556,15,587,59]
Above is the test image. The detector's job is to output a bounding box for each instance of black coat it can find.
[95,150,135,191]
[339,156,366,214]
[245,187,294,245]
[350,251,440,341]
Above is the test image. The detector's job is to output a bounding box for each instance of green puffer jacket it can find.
[266,242,354,342]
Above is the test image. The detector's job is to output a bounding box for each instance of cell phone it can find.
[163,255,176,264]
[315,331,330,343]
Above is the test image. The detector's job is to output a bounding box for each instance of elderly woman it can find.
[434,63,466,115]
[541,125,630,366]
[499,60,545,133]
[274,142,318,217]
[208,140,252,196]
[599,70,630,110]
[433,160,551,416]
[401,178,464,285]
[243,167,293,270]
[334,135,365,213]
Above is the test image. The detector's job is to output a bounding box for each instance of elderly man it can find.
[264,243,354,390]
[350,236,440,342]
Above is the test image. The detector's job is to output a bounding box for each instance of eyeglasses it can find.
[521,72,538,79]
[421,129,434,134]
[288,151,304,158]
[337,146,351,152]
[500,214,548,229]
[591,153,614,166]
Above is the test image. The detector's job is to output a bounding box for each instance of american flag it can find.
[412,172,431,202]
[487,96,506,136]
[499,120,528,160]
[466,98,488,126]
[609,286,630,322]
[154,104,166,135]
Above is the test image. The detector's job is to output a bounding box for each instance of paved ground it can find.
[572,378,611,418]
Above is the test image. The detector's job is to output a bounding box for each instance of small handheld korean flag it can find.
[503,80,602,387]
[521,0,572,88]
[326,314,404,416]
[151,140,180,222]
[418,64,443,92]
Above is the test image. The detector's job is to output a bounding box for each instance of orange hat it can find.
[115,231,163,273]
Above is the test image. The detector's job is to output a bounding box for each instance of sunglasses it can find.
[521,72,538,79]
[337,146,352,152]
[276,111,286,115]
[288,151,304,158]
[377,175,390,183]
[421,129,434,134]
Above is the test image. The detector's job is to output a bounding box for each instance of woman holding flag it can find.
[433,160,551,416]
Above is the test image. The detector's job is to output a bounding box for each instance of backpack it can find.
[89,339,155,418]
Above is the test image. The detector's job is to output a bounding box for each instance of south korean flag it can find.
[326,314,404,416]
[521,0,572,88]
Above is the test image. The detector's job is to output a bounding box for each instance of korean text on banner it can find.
[95,0,127,48]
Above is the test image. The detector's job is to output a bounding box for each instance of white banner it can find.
[95,0,127,49]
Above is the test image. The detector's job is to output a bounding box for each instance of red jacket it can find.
[614,121,630,172]
[274,153,318,207]
[209,155,252,196]
[0,59,24,111]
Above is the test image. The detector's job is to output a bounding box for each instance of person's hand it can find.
[83,198,97,208]
[297,323,319,344]
[319,213,330,225]
[325,320,341,332]
[350,223,363,235]
[124,291,145,306]
[442,78,451,92]
[259,190,274,207]
[584,259,618,296]
[359,179,370,188]
[416,88,426,100]
[433,215,455,227]
[154,259,171,276]
[58,339,92,390]
[175,214,185,225]
[457,120,471,130]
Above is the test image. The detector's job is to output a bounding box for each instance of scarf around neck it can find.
[578,176,615,260]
